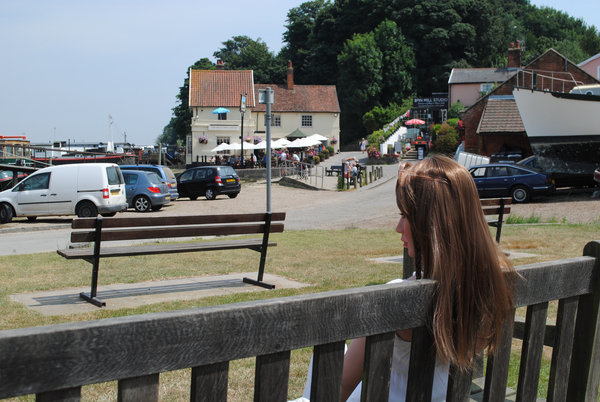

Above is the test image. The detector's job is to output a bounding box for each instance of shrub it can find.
[312,155,320,164]
[326,145,334,154]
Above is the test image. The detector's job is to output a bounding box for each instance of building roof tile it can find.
[189,70,255,108]
[477,98,525,134]
[253,83,340,113]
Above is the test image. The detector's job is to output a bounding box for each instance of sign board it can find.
[240,93,247,113]
[413,94,448,109]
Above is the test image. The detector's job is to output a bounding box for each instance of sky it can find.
[1,1,599,147]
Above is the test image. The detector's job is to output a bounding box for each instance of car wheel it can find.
[205,188,216,200]
[0,203,13,224]
[26,216,37,222]
[189,195,198,201]
[101,212,117,217]
[151,205,162,211]
[76,201,98,218]
[228,193,239,199]
[133,195,151,212]
[511,185,530,203]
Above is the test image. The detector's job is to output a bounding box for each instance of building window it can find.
[480,83,494,95]
[301,115,312,127]
[218,113,227,120]
[272,115,281,127]
[216,137,230,145]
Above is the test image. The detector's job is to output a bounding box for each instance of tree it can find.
[159,58,214,145]
[213,36,285,83]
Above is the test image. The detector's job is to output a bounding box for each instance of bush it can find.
[326,145,334,154]
[312,155,320,164]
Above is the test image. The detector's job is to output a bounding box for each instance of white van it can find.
[0,163,127,223]
[569,84,600,96]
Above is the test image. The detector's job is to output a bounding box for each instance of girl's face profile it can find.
[396,214,415,257]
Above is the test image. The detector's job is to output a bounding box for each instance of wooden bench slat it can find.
[71,212,286,229]
[516,302,548,401]
[547,296,578,401]
[483,310,515,401]
[446,364,473,402]
[480,198,513,207]
[310,341,345,401]
[406,326,436,401]
[254,351,291,401]
[58,239,276,259]
[118,374,159,402]
[191,362,229,402]
[363,332,395,401]
[70,222,285,243]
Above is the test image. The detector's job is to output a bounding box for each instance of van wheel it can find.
[0,203,13,224]
[205,188,216,200]
[76,201,98,218]
[27,216,37,222]
[133,195,151,212]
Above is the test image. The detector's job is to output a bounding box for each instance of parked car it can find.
[177,166,241,200]
[119,164,179,201]
[469,163,554,203]
[0,163,127,223]
[0,170,28,191]
[517,156,598,188]
[122,170,170,212]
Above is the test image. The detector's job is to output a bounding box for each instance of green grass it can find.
[1,222,599,400]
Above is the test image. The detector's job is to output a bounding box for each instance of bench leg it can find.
[79,292,106,307]
[80,218,106,307]
[243,213,275,289]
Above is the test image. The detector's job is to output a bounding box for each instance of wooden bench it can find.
[2,241,599,401]
[481,197,512,242]
[325,165,343,176]
[57,212,286,307]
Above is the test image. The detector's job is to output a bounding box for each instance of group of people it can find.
[294,155,518,401]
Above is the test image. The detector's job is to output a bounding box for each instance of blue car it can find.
[122,170,170,212]
[120,164,179,201]
[469,163,554,203]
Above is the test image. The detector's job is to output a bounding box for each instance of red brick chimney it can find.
[287,60,294,90]
[216,60,224,70]
[508,41,521,68]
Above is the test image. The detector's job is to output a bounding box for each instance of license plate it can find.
[110,189,120,195]
[165,195,170,201]
[226,178,235,183]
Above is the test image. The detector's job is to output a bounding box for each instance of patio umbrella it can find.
[211,107,230,114]
[405,118,425,125]
[272,138,292,148]
[308,133,328,142]
[287,128,307,139]
[211,143,231,152]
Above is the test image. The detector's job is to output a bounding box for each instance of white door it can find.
[14,172,51,215]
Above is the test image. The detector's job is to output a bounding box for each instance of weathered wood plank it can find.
[71,212,287,229]
[406,326,436,402]
[567,240,600,401]
[310,341,345,401]
[479,198,512,207]
[58,239,276,259]
[516,302,548,401]
[547,296,578,402]
[362,332,395,401]
[117,373,159,402]
[191,362,229,402]
[70,223,285,243]
[254,351,291,402]
[483,310,515,402]
[446,364,473,402]
[37,387,81,402]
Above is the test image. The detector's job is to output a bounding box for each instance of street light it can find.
[258,87,274,213]
[240,93,247,168]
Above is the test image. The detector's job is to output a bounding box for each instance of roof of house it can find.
[448,68,517,85]
[477,96,525,134]
[189,70,256,108]
[253,83,340,113]
[579,52,600,67]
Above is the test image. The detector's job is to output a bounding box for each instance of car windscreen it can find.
[218,166,237,176]
[107,166,124,185]
[162,167,176,180]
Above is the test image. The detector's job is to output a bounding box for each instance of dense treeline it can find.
[160,0,600,147]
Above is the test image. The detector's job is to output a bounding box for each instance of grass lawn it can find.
[0,221,598,400]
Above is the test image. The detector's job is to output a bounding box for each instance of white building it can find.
[187,61,340,164]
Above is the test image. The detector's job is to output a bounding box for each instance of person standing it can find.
[360,138,367,153]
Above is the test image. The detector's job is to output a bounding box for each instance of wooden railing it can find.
[0,241,599,401]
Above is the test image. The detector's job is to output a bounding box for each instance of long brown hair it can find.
[396,155,516,369]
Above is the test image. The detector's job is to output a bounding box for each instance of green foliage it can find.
[506,214,542,224]
[326,145,334,154]
[448,101,466,119]
[432,123,459,154]
[312,155,320,164]
[213,36,285,84]
[362,103,406,133]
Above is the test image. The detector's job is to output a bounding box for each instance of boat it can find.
[1,136,138,167]
[512,86,600,187]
